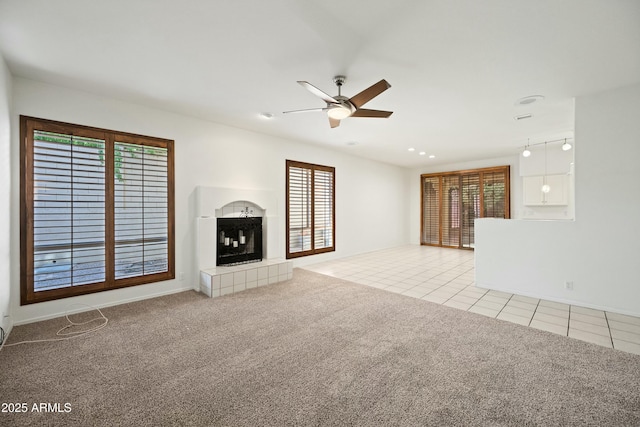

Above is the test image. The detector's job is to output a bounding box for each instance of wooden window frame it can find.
[420,165,510,249]
[286,160,335,259]
[20,116,175,305]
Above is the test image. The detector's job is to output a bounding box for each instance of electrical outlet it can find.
[179,272,184,282]
[564,281,573,290]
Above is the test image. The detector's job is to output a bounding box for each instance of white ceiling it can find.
[1,0,639,168]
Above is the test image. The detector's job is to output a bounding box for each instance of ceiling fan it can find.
[283,76,393,128]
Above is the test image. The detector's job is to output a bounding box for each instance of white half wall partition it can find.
[476,82,640,317]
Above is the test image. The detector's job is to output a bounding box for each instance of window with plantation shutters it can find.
[30,130,107,291]
[420,166,509,250]
[114,139,169,280]
[20,116,174,304]
[286,160,335,258]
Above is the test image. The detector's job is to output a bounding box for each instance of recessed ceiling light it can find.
[419,151,426,156]
[429,154,435,159]
[515,95,544,106]
[259,112,274,119]
[408,148,415,152]
[346,141,358,146]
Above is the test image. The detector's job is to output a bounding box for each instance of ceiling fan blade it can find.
[283,107,327,114]
[329,117,341,128]
[298,81,339,104]
[349,79,391,109]
[351,109,393,118]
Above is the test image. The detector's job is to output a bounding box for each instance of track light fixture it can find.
[521,137,573,157]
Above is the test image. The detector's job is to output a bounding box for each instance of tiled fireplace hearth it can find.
[195,186,291,298]
[200,259,292,297]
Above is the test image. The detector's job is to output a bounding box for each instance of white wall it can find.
[10,77,408,324]
[0,54,12,337]
[476,82,640,316]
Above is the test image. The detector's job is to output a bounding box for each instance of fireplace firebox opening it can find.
[217,217,263,266]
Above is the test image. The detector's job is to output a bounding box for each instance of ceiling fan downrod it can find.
[333,75,346,97]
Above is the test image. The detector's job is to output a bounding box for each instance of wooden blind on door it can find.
[461,173,480,249]
[420,166,509,249]
[441,175,460,248]
[421,176,440,245]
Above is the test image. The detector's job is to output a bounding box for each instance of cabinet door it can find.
[544,174,569,205]
[523,175,568,206]
[523,176,545,206]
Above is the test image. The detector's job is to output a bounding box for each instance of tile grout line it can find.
[494,294,514,318]
[604,311,615,349]
[466,289,493,313]
[528,299,542,327]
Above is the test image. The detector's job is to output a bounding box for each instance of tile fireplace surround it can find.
[196,186,289,297]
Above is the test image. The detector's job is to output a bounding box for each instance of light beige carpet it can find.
[1,269,639,426]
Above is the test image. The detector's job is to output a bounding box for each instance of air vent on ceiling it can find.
[514,113,533,121]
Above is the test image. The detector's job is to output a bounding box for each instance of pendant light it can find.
[562,138,572,151]
[541,142,551,193]
[522,139,531,157]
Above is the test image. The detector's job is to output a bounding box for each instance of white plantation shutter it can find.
[114,141,169,279]
[287,165,312,254]
[21,116,174,304]
[32,131,106,291]
[286,160,335,258]
[314,169,333,250]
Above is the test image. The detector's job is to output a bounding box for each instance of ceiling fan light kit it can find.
[284,75,393,128]
[327,105,353,120]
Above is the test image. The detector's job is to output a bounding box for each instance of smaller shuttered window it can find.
[286,160,335,258]
[20,116,175,304]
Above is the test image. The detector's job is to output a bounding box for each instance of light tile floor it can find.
[301,245,640,356]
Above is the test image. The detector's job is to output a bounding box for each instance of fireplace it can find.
[217,217,263,266]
